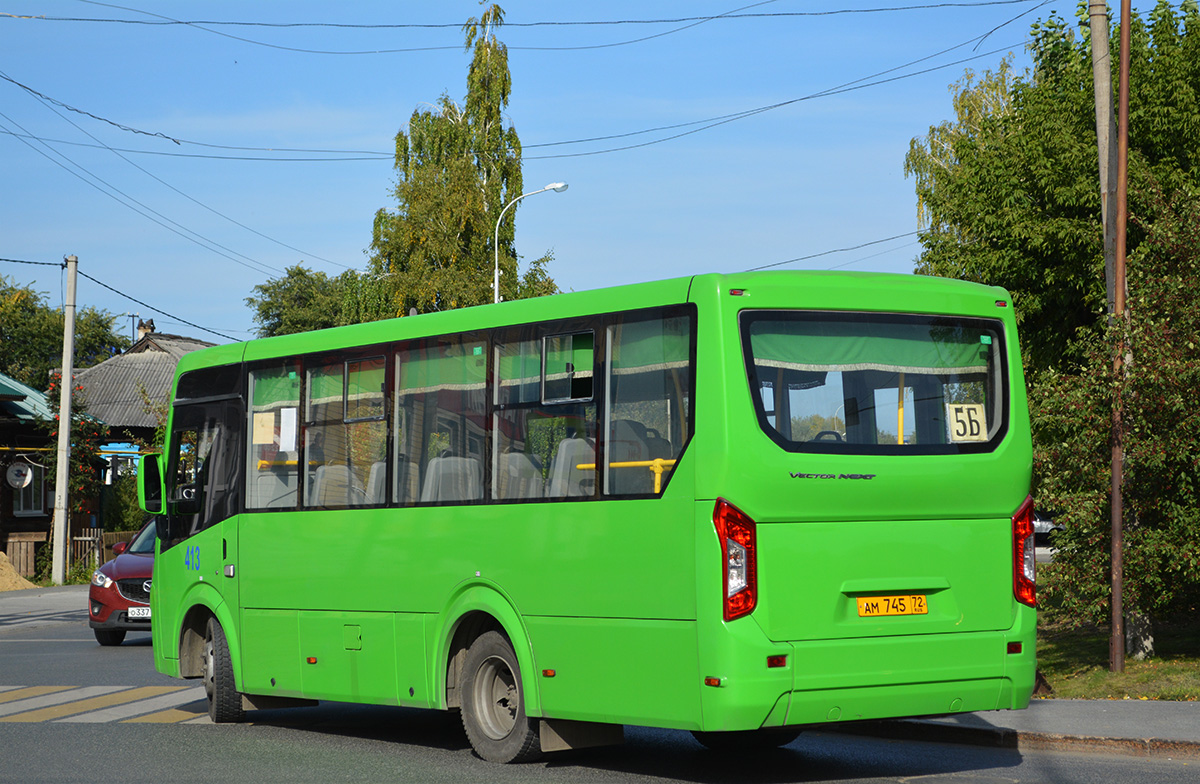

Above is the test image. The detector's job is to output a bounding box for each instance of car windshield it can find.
[742,311,1008,454]
[127,521,158,555]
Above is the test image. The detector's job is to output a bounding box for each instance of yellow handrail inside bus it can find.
[575,458,678,493]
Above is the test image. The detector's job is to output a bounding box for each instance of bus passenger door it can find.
[156,399,243,656]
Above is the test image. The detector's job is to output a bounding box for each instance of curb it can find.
[826,719,1200,759]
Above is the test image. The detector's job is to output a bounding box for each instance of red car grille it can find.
[116,578,150,604]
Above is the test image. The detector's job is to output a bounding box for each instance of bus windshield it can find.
[742,311,1007,453]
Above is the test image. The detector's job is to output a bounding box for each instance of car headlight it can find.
[91,571,113,589]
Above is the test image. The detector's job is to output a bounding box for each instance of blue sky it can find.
[1,1,1135,344]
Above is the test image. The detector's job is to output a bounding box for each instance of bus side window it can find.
[395,338,487,505]
[493,333,598,501]
[603,313,693,496]
[246,362,301,510]
[303,356,387,508]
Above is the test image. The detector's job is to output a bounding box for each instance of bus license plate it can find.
[128,606,151,619]
[857,595,927,617]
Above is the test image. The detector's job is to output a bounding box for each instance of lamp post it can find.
[493,182,568,304]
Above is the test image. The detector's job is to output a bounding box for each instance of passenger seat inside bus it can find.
[496,449,544,500]
[308,464,357,507]
[420,453,483,502]
[546,436,595,497]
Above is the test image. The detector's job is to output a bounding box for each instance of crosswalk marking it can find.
[127,706,208,724]
[58,686,207,723]
[0,686,187,723]
[0,686,124,717]
[0,685,209,724]
[0,685,74,705]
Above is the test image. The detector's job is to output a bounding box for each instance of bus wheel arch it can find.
[437,589,540,718]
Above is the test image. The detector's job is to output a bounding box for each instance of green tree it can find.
[0,275,129,387]
[245,264,343,338]
[907,1,1200,638]
[367,3,558,315]
[1035,176,1200,631]
[906,1,1200,371]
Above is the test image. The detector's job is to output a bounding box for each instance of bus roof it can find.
[175,270,1011,377]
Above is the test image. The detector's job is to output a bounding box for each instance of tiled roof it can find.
[75,333,215,429]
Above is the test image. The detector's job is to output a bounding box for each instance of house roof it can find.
[0,371,53,423]
[75,332,215,430]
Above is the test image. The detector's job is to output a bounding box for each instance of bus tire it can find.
[459,630,541,763]
[691,728,801,751]
[203,617,245,723]
[94,629,126,646]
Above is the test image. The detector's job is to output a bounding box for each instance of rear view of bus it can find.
[693,272,1035,736]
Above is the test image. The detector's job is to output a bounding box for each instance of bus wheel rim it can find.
[474,654,517,740]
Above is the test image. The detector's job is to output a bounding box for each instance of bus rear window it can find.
[742,312,1007,454]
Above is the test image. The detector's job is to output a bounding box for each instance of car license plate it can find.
[857,594,927,617]
[128,606,151,619]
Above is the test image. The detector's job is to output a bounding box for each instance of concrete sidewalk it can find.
[837,697,1200,758]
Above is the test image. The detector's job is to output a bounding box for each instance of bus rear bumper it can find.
[699,608,1036,732]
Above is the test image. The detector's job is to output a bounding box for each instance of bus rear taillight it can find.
[1012,496,1037,607]
[714,498,757,621]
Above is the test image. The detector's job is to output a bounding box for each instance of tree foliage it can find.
[1036,178,1200,624]
[244,264,402,338]
[245,264,343,337]
[906,1,1200,372]
[907,1,1200,629]
[367,3,558,315]
[0,275,129,388]
[247,5,557,336]
[38,372,108,550]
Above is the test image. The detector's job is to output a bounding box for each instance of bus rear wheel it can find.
[459,630,541,763]
[203,617,245,723]
[691,727,801,751]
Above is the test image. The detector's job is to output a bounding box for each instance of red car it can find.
[88,521,154,646]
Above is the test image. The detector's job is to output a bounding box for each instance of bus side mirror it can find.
[138,454,165,515]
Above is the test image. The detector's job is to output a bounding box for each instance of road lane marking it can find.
[0,686,124,717]
[58,686,207,723]
[1,685,187,723]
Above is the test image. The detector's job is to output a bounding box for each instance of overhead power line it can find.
[742,232,920,272]
[77,269,236,341]
[31,0,1049,55]
[15,1,1047,28]
[0,107,280,277]
[0,256,236,341]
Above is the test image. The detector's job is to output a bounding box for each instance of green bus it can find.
[139,271,1037,762]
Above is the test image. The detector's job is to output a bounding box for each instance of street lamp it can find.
[493,182,568,304]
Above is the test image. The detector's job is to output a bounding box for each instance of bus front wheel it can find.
[203,617,245,723]
[459,630,541,763]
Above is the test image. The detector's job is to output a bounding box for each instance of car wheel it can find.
[94,629,126,646]
[459,630,541,763]
[691,727,801,751]
[203,617,245,723]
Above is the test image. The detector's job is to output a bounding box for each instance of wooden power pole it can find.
[1111,0,1133,674]
[51,254,78,585]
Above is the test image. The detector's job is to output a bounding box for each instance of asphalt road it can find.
[1,586,1196,784]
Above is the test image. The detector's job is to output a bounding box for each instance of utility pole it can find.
[1110,0,1133,674]
[51,255,79,585]
[1089,1,1119,313]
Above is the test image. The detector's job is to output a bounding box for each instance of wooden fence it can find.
[4,532,46,578]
